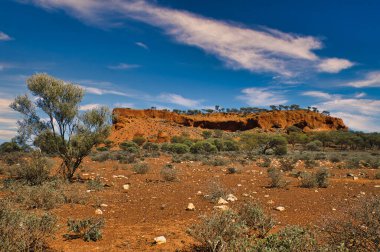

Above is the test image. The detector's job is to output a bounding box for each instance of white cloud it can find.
[79,103,103,111]
[355,92,366,98]
[317,58,354,73]
[80,85,133,97]
[135,42,148,49]
[238,88,288,106]
[302,91,337,100]
[113,102,134,108]
[0,32,12,41]
[108,63,140,70]
[346,71,380,88]
[24,0,353,76]
[158,93,201,108]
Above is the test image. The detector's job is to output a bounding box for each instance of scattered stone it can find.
[123,184,130,190]
[186,203,195,211]
[360,191,366,195]
[314,190,318,193]
[100,204,108,207]
[160,204,166,210]
[213,205,229,211]
[275,206,285,212]
[264,195,269,198]
[95,209,103,215]
[86,190,93,193]
[237,184,242,187]
[154,236,166,245]
[196,191,202,195]
[267,200,275,205]
[226,194,238,202]
[332,208,336,211]
[242,193,249,197]
[217,198,228,205]
[353,176,359,181]
[374,185,380,188]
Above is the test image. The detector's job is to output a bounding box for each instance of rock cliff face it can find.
[111,108,347,143]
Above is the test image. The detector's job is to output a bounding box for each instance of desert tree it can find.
[10,73,111,180]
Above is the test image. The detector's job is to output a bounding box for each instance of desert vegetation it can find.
[1,74,380,251]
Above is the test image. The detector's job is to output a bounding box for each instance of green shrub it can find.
[91,152,110,162]
[346,158,361,169]
[221,140,240,152]
[205,181,230,202]
[132,163,150,174]
[160,166,178,182]
[267,167,287,188]
[202,157,229,166]
[316,168,329,188]
[143,142,159,151]
[278,158,296,172]
[314,152,327,160]
[119,141,140,153]
[190,141,218,154]
[87,176,104,191]
[162,143,190,154]
[328,153,341,163]
[304,158,319,169]
[202,130,213,139]
[300,172,317,188]
[238,202,274,237]
[305,140,322,151]
[64,218,105,242]
[213,129,224,138]
[132,136,146,146]
[96,146,109,152]
[0,202,57,252]
[187,210,246,252]
[10,154,51,186]
[258,157,271,168]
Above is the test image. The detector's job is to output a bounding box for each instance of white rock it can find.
[213,205,229,211]
[267,200,275,205]
[95,209,103,215]
[242,193,249,197]
[100,204,108,207]
[332,208,336,211]
[353,176,359,180]
[226,194,238,202]
[374,185,380,188]
[154,236,166,244]
[186,203,195,211]
[196,191,202,195]
[123,184,130,190]
[275,206,285,212]
[237,184,242,187]
[217,198,228,205]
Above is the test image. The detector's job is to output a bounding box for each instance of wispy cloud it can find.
[0,98,18,141]
[80,85,134,97]
[135,41,148,50]
[238,88,288,106]
[113,102,134,108]
[0,31,12,41]
[345,71,380,88]
[317,58,354,73]
[0,130,16,140]
[302,91,338,100]
[158,93,201,108]
[108,63,141,70]
[79,103,103,111]
[23,0,354,77]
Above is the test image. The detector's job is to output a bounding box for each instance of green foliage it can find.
[90,151,110,162]
[160,165,178,182]
[316,168,329,188]
[65,218,105,242]
[96,146,109,152]
[305,140,323,151]
[190,141,218,154]
[238,202,274,237]
[132,163,150,174]
[119,141,140,153]
[11,74,111,180]
[87,176,104,191]
[202,130,213,139]
[142,142,159,151]
[267,167,287,188]
[132,135,146,146]
[161,143,190,154]
[0,202,57,252]
[202,157,229,166]
[278,158,296,171]
[9,153,51,186]
[0,141,22,153]
[300,172,317,188]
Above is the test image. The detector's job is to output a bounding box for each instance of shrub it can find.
[132,136,146,146]
[325,197,380,251]
[202,157,229,166]
[143,142,159,151]
[0,141,22,153]
[119,141,140,153]
[160,166,178,182]
[190,141,218,154]
[305,140,322,151]
[258,157,271,168]
[91,152,110,162]
[96,146,109,152]
[202,130,213,139]
[221,140,240,152]
[314,152,327,160]
[10,154,51,186]
[238,202,274,237]
[187,210,246,252]
[375,172,380,180]
[87,177,104,191]
[346,157,361,169]
[315,168,329,188]
[304,158,319,169]
[267,167,287,188]
[300,172,317,188]
[64,218,105,242]
[254,226,318,251]
[278,158,296,172]
[0,202,57,252]
[213,129,224,138]
[163,143,190,154]
[328,153,341,163]
[132,163,150,174]
[205,181,229,202]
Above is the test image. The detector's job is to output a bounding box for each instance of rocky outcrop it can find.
[110,108,347,143]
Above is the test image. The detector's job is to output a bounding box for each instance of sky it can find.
[1,0,380,141]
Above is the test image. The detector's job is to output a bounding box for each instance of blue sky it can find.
[1,0,380,141]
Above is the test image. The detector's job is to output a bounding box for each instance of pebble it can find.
[267,200,275,204]
[154,236,167,245]
[213,205,229,211]
[123,184,130,190]
[275,206,285,212]
[186,203,195,211]
[100,204,108,207]
[95,209,103,215]
[217,198,228,205]
[353,176,359,181]
[226,194,238,202]
[196,191,202,195]
[375,185,380,188]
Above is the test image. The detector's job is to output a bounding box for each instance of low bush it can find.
[202,157,229,166]
[160,166,178,182]
[132,163,150,174]
[300,172,317,188]
[278,158,296,172]
[161,143,190,154]
[346,157,361,169]
[64,218,105,242]
[267,167,287,188]
[329,153,341,163]
[305,140,322,151]
[132,135,146,146]
[304,158,319,169]
[190,141,218,154]
[202,130,213,139]
[87,176,104,191]
[142,142,159,151]
[0,202,57,252]
[91,152,110,162]
[205,181,230,202]
[258,157,271,168]
[96,146,109,152]
[375,172,380,180]
[315,168,329,188]
[119,141,140,153]
[238,202,274,237]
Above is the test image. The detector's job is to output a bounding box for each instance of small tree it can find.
[10,74,111,180]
